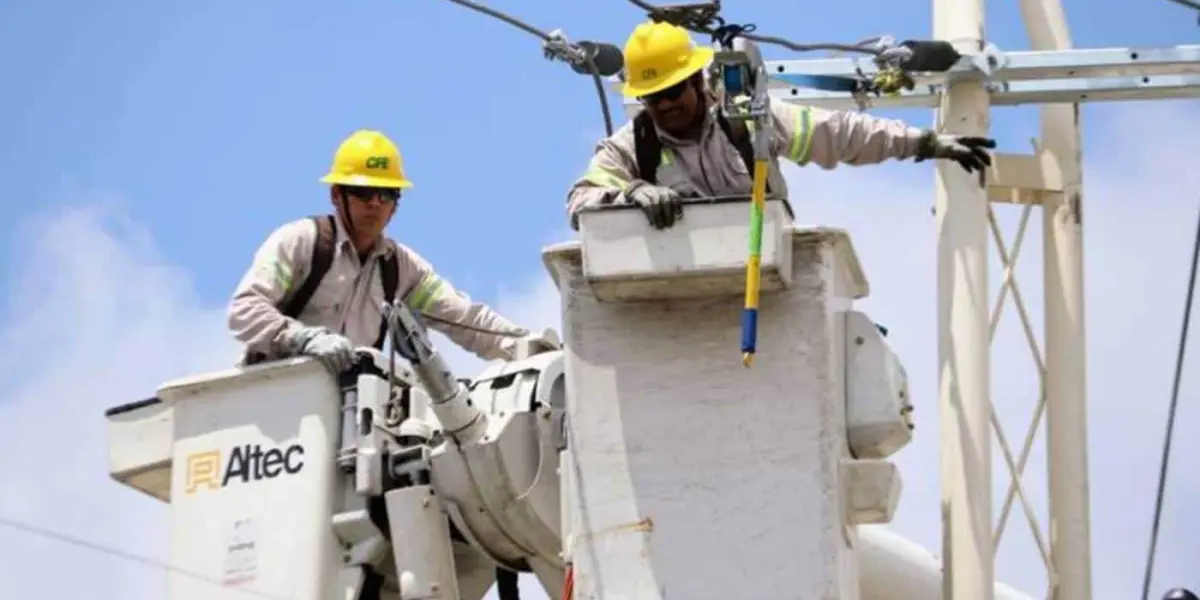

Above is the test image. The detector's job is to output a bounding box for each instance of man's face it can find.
[639,76,701,134]
[334,185,399,242]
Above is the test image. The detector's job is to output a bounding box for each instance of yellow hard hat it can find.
[621,21,714,98]
[320,129,413,189]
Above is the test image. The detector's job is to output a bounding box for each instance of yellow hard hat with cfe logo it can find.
[320,129,413,189]
[621,21,714,98]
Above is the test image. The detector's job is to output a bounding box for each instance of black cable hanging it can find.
[0,515,286,600]
[1140,201,1200,600]
[439,0,620,136]
[624,0,887,56]
[621,0,966,99]
[1162,0,1200,16]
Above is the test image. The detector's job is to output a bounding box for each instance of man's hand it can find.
[916,131,996,175]
[288,326,357,373]
[622,179,683,230]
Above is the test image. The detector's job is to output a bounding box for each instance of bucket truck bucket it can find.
[546,197,891,599]
[107,342,571,600]
[574,195,799,302]
[105,356,352,599]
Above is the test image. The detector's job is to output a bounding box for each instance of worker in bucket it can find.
[566,21,997,230]
[228,129,552,373]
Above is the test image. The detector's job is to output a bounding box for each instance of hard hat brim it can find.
[622,47,715,98]
[320,173,414,189]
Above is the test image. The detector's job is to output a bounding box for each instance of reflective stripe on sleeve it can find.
[582,166,630,190]
[256,258,292,291]
[273,260,292,290]
[406,273,446,312]
[788,106,815,165]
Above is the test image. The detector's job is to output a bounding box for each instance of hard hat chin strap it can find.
[332,187,369,257]
[332,186,390,261]
[333,188,358,236]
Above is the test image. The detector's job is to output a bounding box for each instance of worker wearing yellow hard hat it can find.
[318,129,412,259]
[619,20,716,133]
[320,129,414,190]
[619,20,715,100]
[228,128,556,377]
[565,20,996,230]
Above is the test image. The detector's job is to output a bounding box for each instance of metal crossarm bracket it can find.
[614,44,1200,115]
[763,44,1200,110]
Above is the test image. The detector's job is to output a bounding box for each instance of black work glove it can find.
[916,131,996,175]
[622,179,683,230]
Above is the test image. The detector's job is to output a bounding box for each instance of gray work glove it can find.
[622,179,683,230]
[916,131,996,175]
[287,326,357,374]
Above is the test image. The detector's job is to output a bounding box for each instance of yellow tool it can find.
[710,31,773,367]
[742,159,769,367]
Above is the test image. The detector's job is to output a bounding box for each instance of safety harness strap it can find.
[244,214,400,365]
[632,110,662,184]
[374,245,400,351]
[632,109,770,195]
[280,214,337,320]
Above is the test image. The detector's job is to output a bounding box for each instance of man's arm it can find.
[768,103,926,169]
[398,244,530,362]
[565,132,639,231]
[227,219,312,355]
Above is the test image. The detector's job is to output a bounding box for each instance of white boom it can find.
[107,196,1037,599]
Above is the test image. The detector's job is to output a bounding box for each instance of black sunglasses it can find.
[340,185,400,203]
[641,79,690,104]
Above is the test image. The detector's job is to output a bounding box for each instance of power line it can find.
[437,0,618,136]
[0,514,288,600]
[1163,0,1200,13]
[1140,201,1200,600]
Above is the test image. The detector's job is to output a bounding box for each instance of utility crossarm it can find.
[765,44,1200,110]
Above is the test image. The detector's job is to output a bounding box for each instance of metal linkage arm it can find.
[766,44,1200,110]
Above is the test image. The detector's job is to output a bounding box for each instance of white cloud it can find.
[0,200,563,599]
[1,101,1197,600]
[0,200,239,598]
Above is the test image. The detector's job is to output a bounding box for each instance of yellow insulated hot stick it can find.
[713,32,773,367]
[741,158,769,368]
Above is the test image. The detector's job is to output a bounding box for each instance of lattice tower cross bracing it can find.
[761,0,1200,597]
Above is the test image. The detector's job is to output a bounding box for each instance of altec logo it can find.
[185,443,305,494]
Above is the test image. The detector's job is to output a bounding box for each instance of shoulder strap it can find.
[281,214,336,318]
[635,110,771,195]
[716,112,771,194]
[244,214,336,366]
[632,110,663,185]
[373,247,401,350]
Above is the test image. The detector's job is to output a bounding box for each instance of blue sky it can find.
[1,0,1195,302]
[1,1,1199,599]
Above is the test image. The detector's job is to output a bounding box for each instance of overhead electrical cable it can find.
[0,514,289,600]
[440,0,622,136]
[623,0,887,56]
[1140,201,1200,600]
